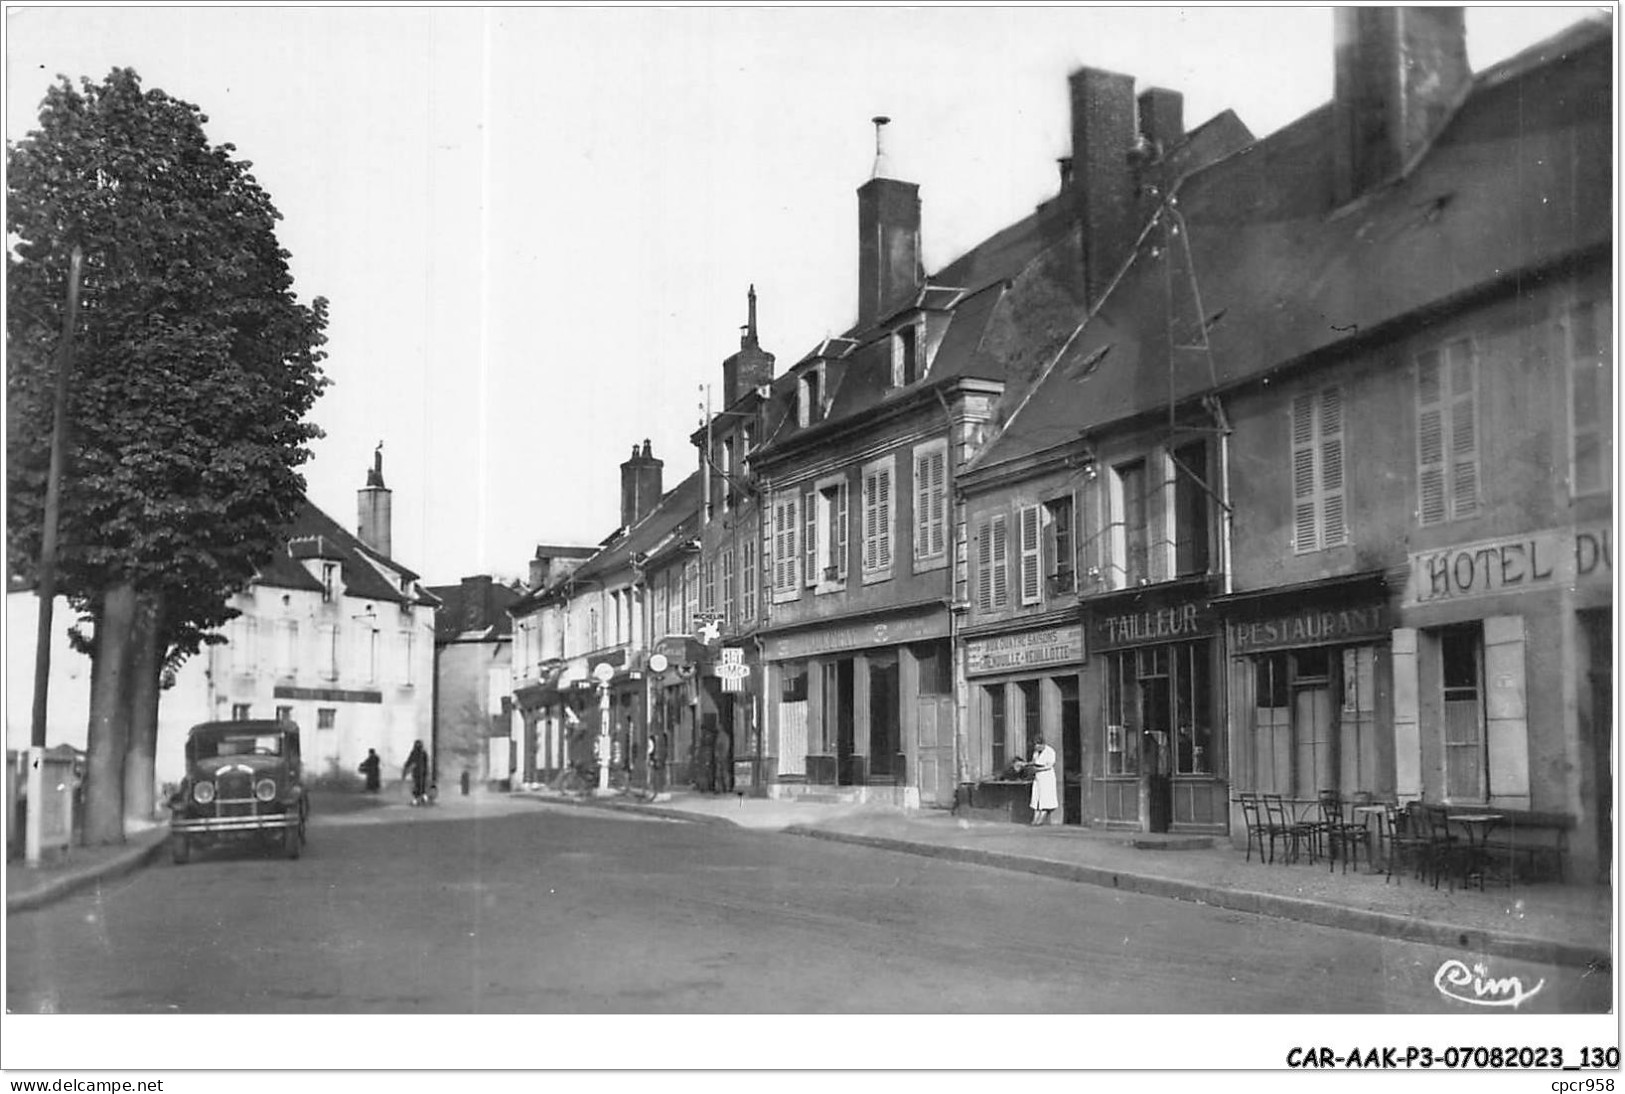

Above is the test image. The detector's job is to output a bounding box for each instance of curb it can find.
[513,791,734,827]
[783,826,1612,973]
[6,829,169,914]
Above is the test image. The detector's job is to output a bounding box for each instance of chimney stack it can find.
[1069,67,1140,308]
[1137,87,1184,157]
[722,284,776,407]
[357,442,393,557]
[857,116,922,328]
[620,440,664,529]
[1333,7,1470,205]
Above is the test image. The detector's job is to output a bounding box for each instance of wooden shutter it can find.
[1446,339,1479,520]
[804,488,817,585]
[1019,504,1042,605]
[1291,391,1319,551]
[929,448,946,556]
[1079,474,1102,588]
[837,482,849,578]
[863,469,879,572]
[991,513,1009,608]
[1416,350,1448,526]
[876,464,893,571]
[914,447,946,559]
[976,518,993,613]
[1320,386,1346,547]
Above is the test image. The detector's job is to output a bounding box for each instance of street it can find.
[6,798,1608,1014]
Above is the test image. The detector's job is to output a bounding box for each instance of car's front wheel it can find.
[170,834,190,865]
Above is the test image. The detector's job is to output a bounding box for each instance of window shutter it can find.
[786,492,799,589]
[804,489,817,585]
[928,449,946,556]
[1291,392,1319,552]
[837,482,849,578]
[976,518,993,613]
[1320,386,1346,547]
[1416,350,1448,526]
[876,465,893,570]
[915,451,929,559]
[863,470,878,572]
[991,513,1009,608]
[772,499,786,590]
[1447,339,1479,520]
[1079,475,1101,588]
[1019,505,1042,605]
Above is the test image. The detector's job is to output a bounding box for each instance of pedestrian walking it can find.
[648,728,668,798]
[402,740,431,806]
[1027,735,1058,827]
[714,725,735,794]
[358,748,382,793]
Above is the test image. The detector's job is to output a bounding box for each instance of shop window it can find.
[1441,624,1487,801]
[1172,643,1213,775]
[1172,441,1212,574]
[912,641,950,696]
[1290,388,1346,553]
[1416,339,1480,526]
[780,662,808,703]
[1106,642,1213,777]
[1568,300,1613,497]
[1019,680,1042,750]
[1105,653,1139,775]
[987,684,1008,773]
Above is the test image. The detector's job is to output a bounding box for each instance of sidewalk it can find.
[5,823,169,914]
[520,787,1615,971]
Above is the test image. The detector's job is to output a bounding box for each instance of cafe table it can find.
[1449,812,1505,889]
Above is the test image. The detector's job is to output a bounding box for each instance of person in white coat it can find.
[1027,735,1058,826]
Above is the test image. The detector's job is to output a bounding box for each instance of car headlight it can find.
[193,781,216,804]
[254,779,277,802]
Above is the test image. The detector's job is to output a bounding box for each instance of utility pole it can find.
[27,243,83,865]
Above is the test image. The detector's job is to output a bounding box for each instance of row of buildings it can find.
[8,10,1608,883]
[499,9,1613,881]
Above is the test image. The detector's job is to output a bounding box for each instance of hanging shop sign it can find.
[716,646,751,692]
[1404,522,1612,607]
[965,625,1085,677]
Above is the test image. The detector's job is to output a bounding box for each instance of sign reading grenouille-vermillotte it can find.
[965,625,1085,677]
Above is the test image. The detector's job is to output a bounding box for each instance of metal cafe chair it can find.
[1237,792,1269,864]
[1318,789,1373,874]
[1261,793,1315,865]
[1382,802,1429,885]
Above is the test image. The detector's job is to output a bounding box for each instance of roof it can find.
[569,470,704,587]
[428,577,522,642]
[255,498,439,608]
[970,16,1612,474]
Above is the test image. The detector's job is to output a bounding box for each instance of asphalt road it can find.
[6,797,1607,1015]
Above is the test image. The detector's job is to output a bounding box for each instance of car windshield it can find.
[197,734,283,759]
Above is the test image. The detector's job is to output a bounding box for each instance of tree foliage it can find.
[7,67,330,659]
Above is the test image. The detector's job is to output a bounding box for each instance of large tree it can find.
[7,68,329,842]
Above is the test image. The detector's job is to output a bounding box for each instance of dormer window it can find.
[797,367,823,427]
[892,324,920,386]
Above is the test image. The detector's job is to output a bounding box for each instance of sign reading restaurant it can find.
[966,625,1085,677]
[1405,522,1612,606]
[1229,604,1389,655]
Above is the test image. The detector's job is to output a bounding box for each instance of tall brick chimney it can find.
[1333,7,1471,205]
[857,116,922,329]
[620,440,663,529]
[1069,67,1140,309]
[357,442,392,557]
[722,285,775,407]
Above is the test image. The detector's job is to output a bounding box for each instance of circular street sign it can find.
[648,653,669,674]
[592,662,616,684]
[714,661,751,681]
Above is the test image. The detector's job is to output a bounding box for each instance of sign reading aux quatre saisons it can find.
[1405,522,1612,606]
[966,625,1085,677]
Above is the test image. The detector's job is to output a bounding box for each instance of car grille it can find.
[216,770,256,805]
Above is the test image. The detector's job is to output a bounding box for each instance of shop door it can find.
[1293,684,1335,798]
[1585,610,1612,882]
[1140,674,1172,833]
[1059,676,1082,824]
[834,659,856,785]
[868,653,900,780]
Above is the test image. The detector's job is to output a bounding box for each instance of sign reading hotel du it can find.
[1405,522,1612,607]
[966,625,1085,677]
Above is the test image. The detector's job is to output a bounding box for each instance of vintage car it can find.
[168,719,308,863]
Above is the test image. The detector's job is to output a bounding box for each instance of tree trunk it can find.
[83,581,138,845]
[122,592,164,829]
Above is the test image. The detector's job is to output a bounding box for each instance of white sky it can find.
[3,4,1604,587]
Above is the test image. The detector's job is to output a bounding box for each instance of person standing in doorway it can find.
[1027,735,1058,827]
[714,723,735,794]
